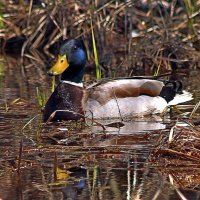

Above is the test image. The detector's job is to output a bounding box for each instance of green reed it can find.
[183,0,198,34]
[91,19,101,80]
[36,87,47,108]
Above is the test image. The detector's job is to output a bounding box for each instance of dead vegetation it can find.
[0,1,200,198]
[0,0,200,168]
[0,0,200,77]
[150,119,200,166]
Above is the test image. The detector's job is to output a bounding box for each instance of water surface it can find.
[0,54,199,200]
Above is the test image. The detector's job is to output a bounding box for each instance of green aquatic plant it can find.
[36,87,47,109]
[0,16,3,29]
[183,0,198,35]
[52,76,55,92]
[91,19,101,80]
[0,59,4,76]
[0,2,4,29]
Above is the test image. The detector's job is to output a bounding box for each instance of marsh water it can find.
[0,53,200,200]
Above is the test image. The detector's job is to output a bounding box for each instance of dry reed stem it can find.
[1,1,199,77]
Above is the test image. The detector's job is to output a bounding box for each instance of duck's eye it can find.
[61,59,64,63]
[73,45,78,51]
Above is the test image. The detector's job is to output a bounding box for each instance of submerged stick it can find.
[54,152,58,181]
[189,100,200,119]
[17,138,23,176]
[46,109,106,131]
[112,87,123,122]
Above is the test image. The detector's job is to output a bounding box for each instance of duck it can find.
[43,38,193,122]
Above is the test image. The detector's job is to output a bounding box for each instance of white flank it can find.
[85,96,168,119]
[61,80,83,87]
[168,90,193,106]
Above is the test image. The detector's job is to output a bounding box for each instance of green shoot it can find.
[183,0,198,35]
[36,87,46,108]
[52,76,55,92]
[0,2,4,29]
[91,19,101,80]
[0,16,3,29]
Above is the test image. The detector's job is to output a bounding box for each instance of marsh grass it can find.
[183,0,198,35]
[91,18,101,80]
[151,101,200,166]
[1,1,200,151]
[1,1,199,78]
[0,2,199,196]
[189,100,200,119]
[0,14,4,29]
[51,76,55,92]
[36,87,47,108]
[0,1,3,28]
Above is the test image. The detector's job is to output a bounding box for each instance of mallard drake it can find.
[43,38,193,122]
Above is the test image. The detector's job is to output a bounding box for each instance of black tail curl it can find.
[159,80,183,103]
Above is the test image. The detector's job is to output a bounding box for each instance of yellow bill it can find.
[48,55,69,75]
